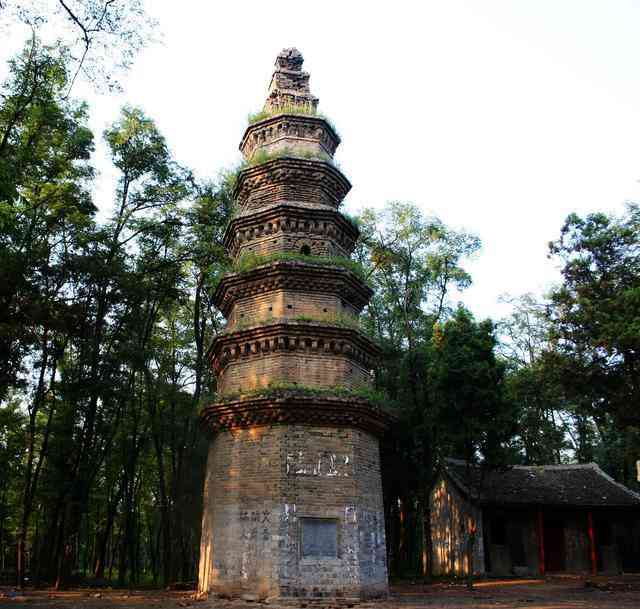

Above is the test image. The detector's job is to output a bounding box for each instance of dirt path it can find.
[1,575,639,609]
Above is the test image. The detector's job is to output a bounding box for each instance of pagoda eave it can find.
[212,260,373,317]
[200,392,393,437]
[208,319,381,371]
[222,201,359,255]
[233,157,351,211]
[240,113,341,160]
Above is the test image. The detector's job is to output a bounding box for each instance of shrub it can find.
[231,251,367,281]
[215,380,392,411]
[247,104,339,136]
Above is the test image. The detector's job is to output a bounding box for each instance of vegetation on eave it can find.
[220,312,363,335]
[247,103,340,136]
[212,381,394,411]
[226,146,341,203]
[248,146,334,167]
[229,251,368,281]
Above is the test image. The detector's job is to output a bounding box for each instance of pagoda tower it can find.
[198,49,390,601]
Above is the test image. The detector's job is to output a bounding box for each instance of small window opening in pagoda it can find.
[300,244,311,256]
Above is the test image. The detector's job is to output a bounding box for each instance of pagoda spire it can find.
[265,47,318,113]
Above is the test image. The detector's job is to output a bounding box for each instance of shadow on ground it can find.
[2,575,640,609]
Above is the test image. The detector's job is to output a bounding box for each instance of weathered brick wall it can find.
[235,160,350,211]
[218,351,372,395]
[228,211,357,259]
[240,116,339,161]
[230,291,357,327]
[429,475,485,576]
[199,424,388,599]
[236,232,350,259]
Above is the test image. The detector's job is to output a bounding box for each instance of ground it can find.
[2,575,640,609]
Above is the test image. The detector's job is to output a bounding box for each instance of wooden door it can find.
[544,519,565,572]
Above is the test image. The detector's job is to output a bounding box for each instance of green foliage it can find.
[0,39,96,399]
[214,380,392,410]
[224,312,362,334]
[0,39,227,586]
[356,201,481,351]
[247,103,339,135]
[431,306,517,466]
[2,0,157,93]
[231,250,368,281]
[547,204,640,428]
[248,146,332,166]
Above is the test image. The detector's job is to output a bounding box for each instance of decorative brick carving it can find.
[240,115,339,162]
[200,393,392,437]
[210,320,379,373]
[213,261,372,320]
[234,158,351,211]
[224,202,358,259]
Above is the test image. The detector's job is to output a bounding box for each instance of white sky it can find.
[5,0,640,321]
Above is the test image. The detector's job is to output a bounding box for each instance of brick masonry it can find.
[199,426,387,599]
[199,48,390,600]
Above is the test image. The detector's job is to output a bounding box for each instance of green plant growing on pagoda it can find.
[231,251,368,281]
[222,312,363,334]
[248,146,333,167]
[226,147,339,199]
[247,103,340,136]
[292,313,361,330]
[247,103,318,124]
[214,381,392,410]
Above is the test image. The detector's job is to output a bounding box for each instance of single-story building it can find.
[430,458,640,577]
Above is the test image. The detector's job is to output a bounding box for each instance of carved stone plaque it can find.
[300,518,338,558]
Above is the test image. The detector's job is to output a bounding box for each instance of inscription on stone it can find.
[286,451,352,476]
[301,518,338,558]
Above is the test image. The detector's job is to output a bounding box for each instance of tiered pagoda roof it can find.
[201,47,390,436]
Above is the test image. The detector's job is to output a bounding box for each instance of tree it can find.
[355,202,481,579]
[0,32,235,585]
[0,40,96,585]
[497,294,570,464]
[1,0,157,93]
[430,306,518,588]
[357,201,480,352]
[547,205,640,429]
[0,39,95,401]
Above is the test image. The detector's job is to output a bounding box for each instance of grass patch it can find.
[231,251,367,281]
[291,313,361,330]
[248,146,333,167]
[228,146,340,194]
[222,312,362,335]
[215,381,391,409]
[247,104,340,136]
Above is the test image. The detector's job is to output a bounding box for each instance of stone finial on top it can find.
[265,48,319,113]
[275,47,304,71]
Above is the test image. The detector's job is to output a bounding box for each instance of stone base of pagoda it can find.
[198,396,389,600]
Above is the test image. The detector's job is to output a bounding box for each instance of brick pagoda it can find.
[198,48,390,601]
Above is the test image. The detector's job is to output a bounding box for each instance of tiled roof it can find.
[444,458,640,508]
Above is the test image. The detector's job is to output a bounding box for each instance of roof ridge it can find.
[442,458,640,507]
[510,463,596,471]
[589,461,640,502]
[445,458,600,471]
